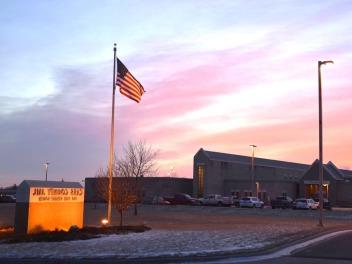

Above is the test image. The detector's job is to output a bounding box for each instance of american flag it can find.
[116,58,144,103]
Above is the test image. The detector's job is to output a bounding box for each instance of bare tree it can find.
[119,140,158,215]
[111,179,137,227]
[94,140,158,225]
[95,166,137,227]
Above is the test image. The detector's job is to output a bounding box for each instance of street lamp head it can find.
[249,144,257,148]
[319,60,334,66]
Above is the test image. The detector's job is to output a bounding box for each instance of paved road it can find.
[244,256,352,264]
[246,231,352,264]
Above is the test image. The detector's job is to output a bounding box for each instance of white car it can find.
[239,197,264,208]
[199,194,233,206]
[294,198,318,210]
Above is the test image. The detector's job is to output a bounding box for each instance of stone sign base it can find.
[15,180,84,234]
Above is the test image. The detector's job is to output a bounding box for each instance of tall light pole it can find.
[44,162,50,181]
[249,145,257,197]
[318,60,333,227]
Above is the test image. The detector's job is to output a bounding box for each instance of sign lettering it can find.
[29,187,84,203]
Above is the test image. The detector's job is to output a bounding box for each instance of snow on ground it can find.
[0,227,303,259]
[1,204,349,259]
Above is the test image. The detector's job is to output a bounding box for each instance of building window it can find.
[221,162,228,170]
[231,190,240,198]
[258,191,267,202]
[244,191,252,197]
[304,184,328,199]
[197,165,204,197]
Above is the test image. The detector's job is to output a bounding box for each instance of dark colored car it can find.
[232,196,240,207]
[164,193,200,205]
[314,198,332,210]
[0,194,16,203]
[271,196,293,209]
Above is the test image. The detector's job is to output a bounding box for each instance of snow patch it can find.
[0,229,286,259]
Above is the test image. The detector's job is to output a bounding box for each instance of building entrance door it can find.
[197,165,205,197]
[304,184,328,199]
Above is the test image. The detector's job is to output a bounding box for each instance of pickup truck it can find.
[199,194,233,206]
[0,194,16,203]
[271,196,293,209]
[164,193,200,205]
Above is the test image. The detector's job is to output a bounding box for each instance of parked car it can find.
[152,196,170,205]
[164,193,200,205]
[271,196,293,209]
[0,194,16,203]
[313,198,332,210]
[199,194,233,206]
[293,198,318,210]
[239,197,264,208]
[232,196,240,207]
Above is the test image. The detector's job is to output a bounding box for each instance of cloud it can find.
[0,63,127,186]
[2,41,351,186]
[1,1,352,186]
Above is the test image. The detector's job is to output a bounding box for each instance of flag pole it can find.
[107,43,117,224]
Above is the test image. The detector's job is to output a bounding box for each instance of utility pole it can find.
[317,60,333,227]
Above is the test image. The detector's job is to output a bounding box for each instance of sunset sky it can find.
[1,0,351,186]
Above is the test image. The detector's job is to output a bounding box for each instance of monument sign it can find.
[15,180,84,234]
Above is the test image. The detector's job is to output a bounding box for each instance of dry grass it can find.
[1,203,351,233]
[85,203,352,232]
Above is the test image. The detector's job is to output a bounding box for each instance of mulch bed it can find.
[0,225,151,243]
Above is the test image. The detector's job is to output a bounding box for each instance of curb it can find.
[196,229,352,264]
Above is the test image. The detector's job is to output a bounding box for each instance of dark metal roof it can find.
[202,149,309,171]
[20,180,83,189]
[197,149,352,180]
[341,169,352,178]
[16,180,84,203]
[325,162,345,180]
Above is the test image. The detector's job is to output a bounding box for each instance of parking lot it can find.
[2,203,351,231]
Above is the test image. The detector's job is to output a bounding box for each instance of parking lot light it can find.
[249,145,257,197]
[317,60,333,227]
[43,162,50,181]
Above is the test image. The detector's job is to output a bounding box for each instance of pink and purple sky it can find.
[0,1,351,186]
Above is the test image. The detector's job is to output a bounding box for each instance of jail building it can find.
[193,148,352,206]
[85,176,193,203]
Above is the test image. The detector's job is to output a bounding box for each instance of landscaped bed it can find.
[0,225,151,243]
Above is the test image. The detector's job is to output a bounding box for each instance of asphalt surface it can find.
[246,231,352,264]
[245,257,352,264]
[293,231,352,259]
